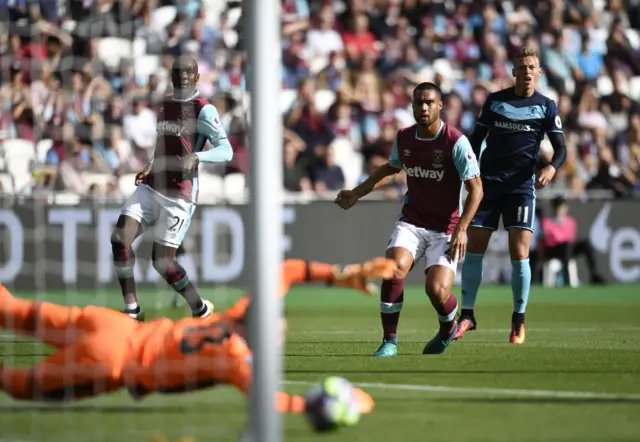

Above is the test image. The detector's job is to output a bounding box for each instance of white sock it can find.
[125,302,139,311]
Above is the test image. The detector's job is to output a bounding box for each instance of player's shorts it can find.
[386,221,458,273]
[120,184,195,248]
[470,180,535,231]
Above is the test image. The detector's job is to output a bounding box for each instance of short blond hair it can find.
[515,46,540,62]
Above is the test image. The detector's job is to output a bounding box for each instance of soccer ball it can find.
[303,377,361,432]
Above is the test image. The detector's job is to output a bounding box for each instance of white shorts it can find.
[120,184,195,248]
[386,220,458,273]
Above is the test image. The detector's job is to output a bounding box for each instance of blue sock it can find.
[461,253,484,310]
[511,258,531,314]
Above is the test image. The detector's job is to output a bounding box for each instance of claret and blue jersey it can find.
[471,87,564,231]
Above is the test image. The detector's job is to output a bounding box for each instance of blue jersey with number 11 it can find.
[476,87,563,189]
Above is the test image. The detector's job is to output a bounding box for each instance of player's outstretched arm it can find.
[335,162,400,210]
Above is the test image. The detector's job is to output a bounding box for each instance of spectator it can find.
[305,6,344,68]
[283,132,312,193]
[541,196,605,285]
[0,0,639,204]
[313,145,344,192]
[122,96,156,153]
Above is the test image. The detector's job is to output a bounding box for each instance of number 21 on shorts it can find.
[169,215,184,232]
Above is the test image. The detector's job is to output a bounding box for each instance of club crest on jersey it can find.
[432,149,444,169]
[180,105,196,122]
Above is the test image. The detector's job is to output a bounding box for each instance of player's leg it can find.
[503,194,536,344]
[111,185,156,320]
[455,195,500,340]
[172,244,187,307]
[0,338,123,401]
[422,236,459,355]
[0,285,139,347]
[373,221,421,357]
[0,285,82,347]
[152,242,212,318]
[151,198,213,318]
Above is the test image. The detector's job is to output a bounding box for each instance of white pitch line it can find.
[283,380,640,401]
[290,327,640,335]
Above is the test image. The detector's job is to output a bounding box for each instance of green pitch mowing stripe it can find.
[284,380,640,401]
[0,284,639,442]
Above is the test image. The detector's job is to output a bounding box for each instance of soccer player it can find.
[335,82,483,357]
[111,55,233,321]
[455,46,567,344]
[0,258,394,411]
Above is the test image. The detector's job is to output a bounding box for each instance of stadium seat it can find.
[151,6,178,31]
[589,28,608,53]
[309,57,330,75]
[314,90,336,114]
[35,139,53,164]
[543,258,579,288]
[196,173,225,203]
[97,38,134,70]
[6,157,33,193]
[330,137,363,190]
[225,6,243,28]
[596,75,614,97]
[0,173,13,194]
[134,55,160,82]
[433,58,456,80]
[545,88,558,103]
[625,29,640,49]
[86,173,114,189]
[629,77,640,100]
[280,89,297,114]
[132,38,147,58]
[2,139,35,162]
[53,192,81,205]
[118,173,138,197]
[223,173,246,202]
[201,0,227,26]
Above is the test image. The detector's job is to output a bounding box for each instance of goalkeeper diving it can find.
[0,258,394,413]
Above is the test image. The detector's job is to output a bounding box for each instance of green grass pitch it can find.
[1,283,639,442]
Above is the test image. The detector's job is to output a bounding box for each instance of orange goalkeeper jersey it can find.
[124,313,252,397]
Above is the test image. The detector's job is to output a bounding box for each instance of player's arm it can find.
[545,107,567,170]
[469,96,493,158]
[223,295,250,322]
[193,104,234,163]
[453,135,483,232]
[352,135,403,198]
[537,101,567,188]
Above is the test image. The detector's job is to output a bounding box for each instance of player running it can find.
[455,46,567,344]
[0,257,394,411]
[335,82,483,357]
[111,55,233,322]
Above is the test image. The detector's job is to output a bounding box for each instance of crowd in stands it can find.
[1,0,640,201]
